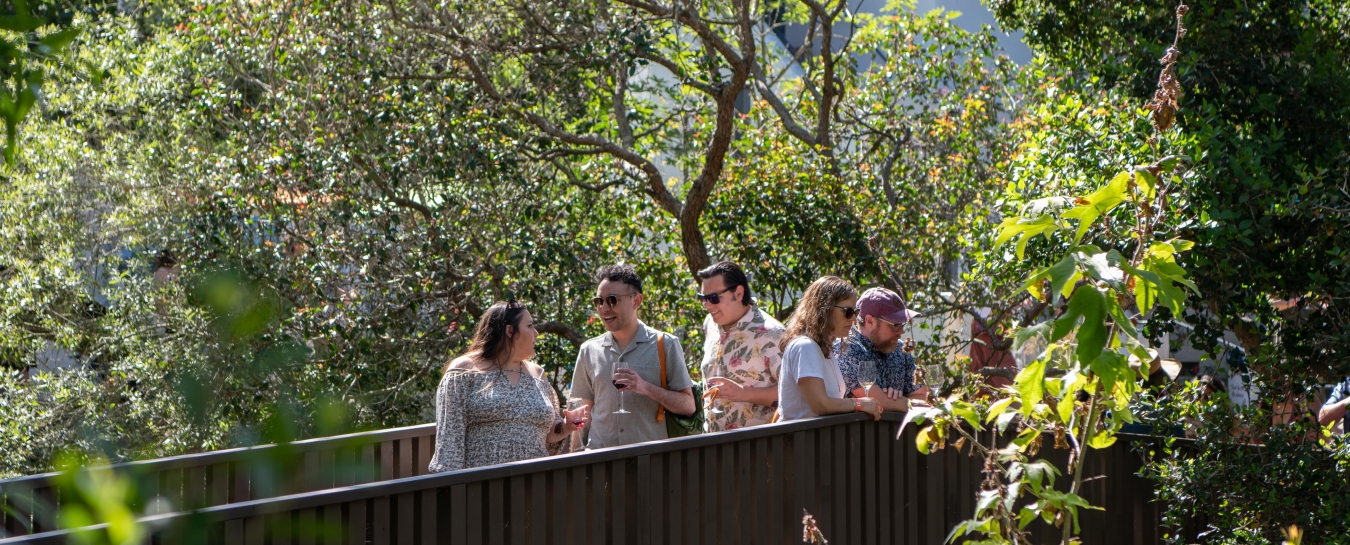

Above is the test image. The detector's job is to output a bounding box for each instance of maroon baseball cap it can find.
[857,288,919,324]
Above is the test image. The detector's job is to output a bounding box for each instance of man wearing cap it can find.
[834,288,928,412]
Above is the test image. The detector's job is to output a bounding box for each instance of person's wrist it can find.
[854,399,862,412]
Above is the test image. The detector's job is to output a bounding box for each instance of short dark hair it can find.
[595,264,643,293]
[696,261,753,305]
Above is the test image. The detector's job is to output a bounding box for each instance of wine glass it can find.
[566,398,586,428]
[613,361,630,414]
[858,359,877,399]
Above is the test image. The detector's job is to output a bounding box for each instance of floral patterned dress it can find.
[699,307,786,431]
[428,368,560,473]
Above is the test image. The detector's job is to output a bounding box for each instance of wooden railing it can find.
[1,413,1201,544]
[0,423,437,539]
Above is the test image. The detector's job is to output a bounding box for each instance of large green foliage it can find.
[992,0,1350,385]
[988,0,1350,542]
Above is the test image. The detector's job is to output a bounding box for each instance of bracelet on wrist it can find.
[854,399,862,412]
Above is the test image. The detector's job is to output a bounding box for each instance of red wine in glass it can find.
[612,380,626,390]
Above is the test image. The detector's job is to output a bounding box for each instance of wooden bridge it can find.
[0,413,1198,544]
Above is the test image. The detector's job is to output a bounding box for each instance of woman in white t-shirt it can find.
[777,276,882,421]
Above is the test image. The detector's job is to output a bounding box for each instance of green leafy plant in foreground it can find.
[900,4,1200,544]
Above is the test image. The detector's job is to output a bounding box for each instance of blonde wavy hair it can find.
[780,276,857,355]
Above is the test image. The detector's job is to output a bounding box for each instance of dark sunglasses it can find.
[592,293,637,308]
[696,287,734,305]
[836,305,858,320]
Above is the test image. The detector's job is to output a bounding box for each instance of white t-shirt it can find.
[778,336,848,421]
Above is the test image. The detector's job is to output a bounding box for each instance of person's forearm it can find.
[642,386,696,416]
[733,385,778,407]
[850,386,907,412]
[877,395,908,412]
[808,395,862,416]
[546,419,571,444]
[1318,399,1350,426]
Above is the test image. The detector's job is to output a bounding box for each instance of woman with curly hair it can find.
[777,277,881,421]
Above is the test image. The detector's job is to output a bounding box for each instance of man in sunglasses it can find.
[569,264,696,449]
[835,288,929,412]
[696,261,785,432]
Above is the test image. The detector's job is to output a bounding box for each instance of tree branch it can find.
[639,52,720,96]
[547,157,626,191]
[536,321,586,348]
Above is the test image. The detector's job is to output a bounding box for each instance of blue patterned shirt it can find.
[834,327,918,398]
[1327,377,1350,431]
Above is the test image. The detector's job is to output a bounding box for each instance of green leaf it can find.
[1012,427,1040,448]
[945,518,993,544]
[951,402,982,430]
[976,489,1001,515]
[1050,299,1081,342]
[1133,167,1157,202]
[897,406,939,440]
[1015,356,1048,416]
[1074,250,1125,286]
[1004,481,1023,512]
[1067,287,1108,364]
[1090,351,1130,405]
[1019,459,1059,492]
[0,15,44,32]
[1156,155,1187,171]
[916,425,935,454]
[1055,371,1082,423]
[1062,171,1130,244]
[985,397,1016,424]
[37,27,81,55]
[1018,507,1037,529]
[1022,254,1076,302]
[996,410,1018,433]
[1013,322,1052,352]
[13,82,37,127]
[996,214,1060,259]
[1106,296,1139,340]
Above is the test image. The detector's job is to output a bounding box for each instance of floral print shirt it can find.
[700,306,786,432]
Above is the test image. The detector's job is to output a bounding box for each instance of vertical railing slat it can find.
[508,474,526,545]
[396,492,414,544]
[612,459,627,545]
[466,482,484,544]
[550,469,569,545]
[347,498,368,545]
[372,493,390,545]
[420,488,436,545]
[449,484,468,545]
[649,454,666,545]
[528,472,546,545]
[488,478,505,545]
[569,465,586,545]
[667,450,683,545]
[770,434,786,545]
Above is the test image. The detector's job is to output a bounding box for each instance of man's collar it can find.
[601,321,654,348]
[717,305,760,335]
[850,326,878,352]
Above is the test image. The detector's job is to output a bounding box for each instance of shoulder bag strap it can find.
[656,334,667,423]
